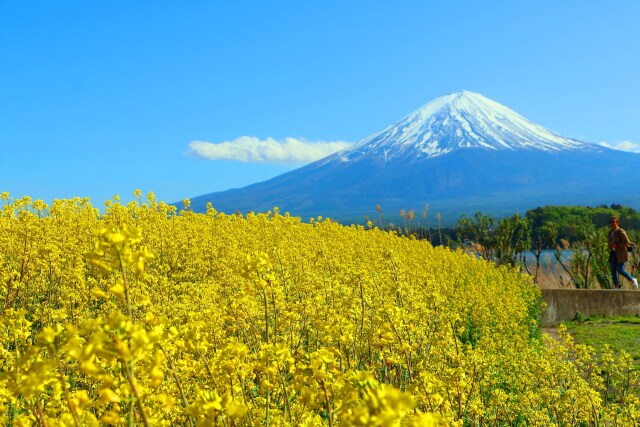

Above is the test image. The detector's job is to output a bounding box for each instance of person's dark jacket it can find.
[611,226,632,263]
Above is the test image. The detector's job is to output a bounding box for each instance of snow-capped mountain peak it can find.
[335,91,597,163]
[191,90,640,222]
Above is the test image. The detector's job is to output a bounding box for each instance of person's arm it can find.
[618,228,632,247]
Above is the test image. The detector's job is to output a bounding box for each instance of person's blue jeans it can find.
[610,251,633,287]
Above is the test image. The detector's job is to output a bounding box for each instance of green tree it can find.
[522,220,558,283]
[456,212,531,268]
[456,211,496,262]
[554,222,612,289]
[493,213,530,267]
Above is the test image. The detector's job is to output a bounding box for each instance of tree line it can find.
[382,204,640,289]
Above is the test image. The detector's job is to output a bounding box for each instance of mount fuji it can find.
[190,91,640,223]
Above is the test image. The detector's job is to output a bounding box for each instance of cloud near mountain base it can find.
[188,137,352,163]
[599,140,640,153]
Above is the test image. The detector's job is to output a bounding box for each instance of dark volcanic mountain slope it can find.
[190,92,640,222]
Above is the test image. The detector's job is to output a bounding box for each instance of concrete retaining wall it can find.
[541,289,640,327]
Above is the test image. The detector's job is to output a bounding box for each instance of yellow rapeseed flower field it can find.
[1,192,639,426]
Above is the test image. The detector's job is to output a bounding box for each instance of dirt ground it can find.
[541,327,561,343]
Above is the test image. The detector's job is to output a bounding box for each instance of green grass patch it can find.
[563,315,640,361]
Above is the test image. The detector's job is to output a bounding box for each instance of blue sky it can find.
[1,1,639,207]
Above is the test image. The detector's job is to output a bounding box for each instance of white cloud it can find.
[188,136,352,163]
[599,140,640,153]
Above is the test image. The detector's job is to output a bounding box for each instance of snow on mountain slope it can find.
[331,91,599,163]
[189,90,640,221]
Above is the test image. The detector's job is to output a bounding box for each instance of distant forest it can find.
[525,204,640,242]
[387,203,640,247]
[388,203,640,288]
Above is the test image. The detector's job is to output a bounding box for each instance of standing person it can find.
[608,216,638,290]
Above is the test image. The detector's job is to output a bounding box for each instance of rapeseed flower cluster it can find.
[1,192,639,426]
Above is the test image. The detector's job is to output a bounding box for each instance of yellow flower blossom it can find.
[0,193,639,425]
